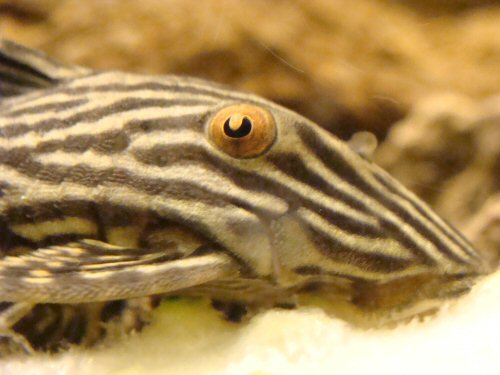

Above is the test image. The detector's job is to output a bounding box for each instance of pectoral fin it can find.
[0,239,240,304]
[0,39,89,97]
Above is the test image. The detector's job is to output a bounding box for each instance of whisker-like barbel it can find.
[0,40,489,353]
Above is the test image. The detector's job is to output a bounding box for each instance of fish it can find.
[0,39,490,353]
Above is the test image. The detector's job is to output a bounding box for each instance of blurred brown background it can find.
[1,0,498,264]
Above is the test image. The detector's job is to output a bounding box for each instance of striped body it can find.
[0,41,489,352]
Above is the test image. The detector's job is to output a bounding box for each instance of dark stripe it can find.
[3,200,95,225]
[66,241,175,259]
[132,143,384,238]
[293,265,368,283]
[124,113,206,133]
[305,224,413,273]
[0,148,265,216]
[0,51,54,83]
[38,80,250,102]
[4,98,88,117]
[0,70,49,88]
[377,219,435,266]
[0,218,37,254]
[371,170,478,259]
[268,152,374,216]
[29,233,96,252]
[1,198,230,267]
[0,98,211,138]
[264,152,433,265]
[4,253,178,277]
[3,113,205,156]
[0,180,10,197]
[89,201,107,242]
[0,78,60,109]
[2,199,152,233]
[293,265,323,276]
[8,129,131,155]
[0,81,32,97]
[296,124,471,266]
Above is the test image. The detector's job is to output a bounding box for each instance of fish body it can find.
[0,40,489,352]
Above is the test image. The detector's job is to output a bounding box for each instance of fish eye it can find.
[208,104,276,158]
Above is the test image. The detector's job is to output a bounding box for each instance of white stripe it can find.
[4,98,89,116]
[290,142,452,266]
[68,71,268,102]
[257,163,379,228]
[0,166,245,220]
[11,218,97,242]
[311,125,477,266]
[298,207,415,259]
[373,166,478,258]
[0,164,264,247]
[57,71,282,110]
[0,105,211,148]
[0,164,275,276]
[130,129,206,148]
[0,89,218,127]
[33,149,288,216]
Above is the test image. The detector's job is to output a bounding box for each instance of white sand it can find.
[2,272,499,375]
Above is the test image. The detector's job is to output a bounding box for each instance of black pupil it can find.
[223,116,252,138]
